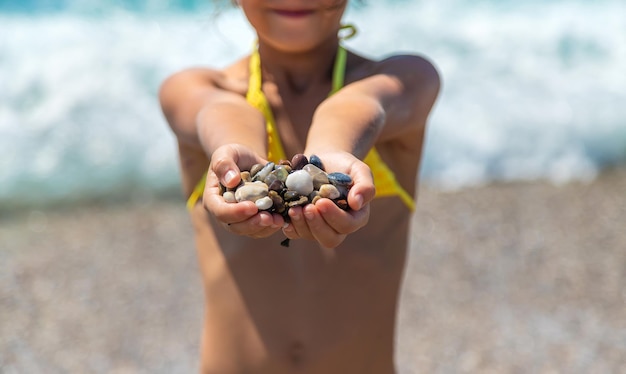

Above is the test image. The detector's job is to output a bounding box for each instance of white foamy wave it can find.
[1,1,626,207]
[344,0,626,189]
[1,12,254,206]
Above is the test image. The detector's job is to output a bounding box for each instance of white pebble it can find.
[235,182,269,202]
[223,191,237,203]
[255,196,273,210]
[285,170,314,196]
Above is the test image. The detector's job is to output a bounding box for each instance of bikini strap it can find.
[332,24,356,93]
[246,34,350,162]
[332,45,347,95]
[247,49,287,162]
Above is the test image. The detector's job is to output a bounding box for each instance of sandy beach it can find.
[1,167,625,373]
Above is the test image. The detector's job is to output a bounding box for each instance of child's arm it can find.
[284,55,440,248]
[160,69,286,237]
[307,55,440,155]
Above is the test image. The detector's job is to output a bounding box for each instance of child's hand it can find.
[203,144,286,238]
[282,152,375,248]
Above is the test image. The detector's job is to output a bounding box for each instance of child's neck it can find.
[257,39,340,95]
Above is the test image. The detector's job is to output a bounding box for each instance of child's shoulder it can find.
[346,52,440,136]
[159,59,249,111]
[160,57,249,98]
[349,51,439,97]
[376,53,440,90]
[159,67,221,108]
[160,67,227,97]
[159,60,250,137]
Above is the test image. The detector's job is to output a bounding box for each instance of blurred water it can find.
[1,0,625,207]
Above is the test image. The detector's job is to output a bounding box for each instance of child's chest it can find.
[265,87,330,156]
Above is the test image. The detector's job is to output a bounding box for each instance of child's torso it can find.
[190,195,410,373]
[183,56,421,372]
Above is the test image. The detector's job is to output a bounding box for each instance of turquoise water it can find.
[2,0,625,207]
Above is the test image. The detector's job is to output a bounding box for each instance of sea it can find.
[1,0,625,209]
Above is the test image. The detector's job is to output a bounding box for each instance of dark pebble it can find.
[269,191,286,213]
[291,153,308,170]
[264,173,278,186]
[328,172,353,187]
[287,196,309,207]
[309,154,325,171]
[250,163,264,178]
[268,179,285,192]
[283,190,300,201]
[335,199,349,210]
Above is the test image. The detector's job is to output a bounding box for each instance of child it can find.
[160,1,440,372]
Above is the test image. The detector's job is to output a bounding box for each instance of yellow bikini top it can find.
[186,42,415,211]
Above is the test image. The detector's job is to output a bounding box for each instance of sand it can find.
[1,168,625,373]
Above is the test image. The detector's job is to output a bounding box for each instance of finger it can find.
[211,153,242,189]
[256,212,287,238]
[229,223,278,239]
[210,145,266,188]
[203,172,259,223]
[207,196,259,224]
[302,204,345,249]
[346,163,376,211]
[287,206,315,241]
[226,211,280,238]
[316,198,370,235]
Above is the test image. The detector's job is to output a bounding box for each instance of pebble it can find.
[253,162,275,182]
[221,154,353,220]
[268,179,285,193]
[286,170,314,196]
[234,182,269,203]
[318,184,341,199]
[328,172,353,187]
[309,154,325,170]
[269,191,286,213]
[287,196,309,207]
[240,171,251,182]
[250,164,264,178]
[303,164,329,189]
[272,166,289,182]
[223,191,237,203]
[255,196,273,210]
[336,185,349,200]
[291,154,308,170]
[283,190,300,201]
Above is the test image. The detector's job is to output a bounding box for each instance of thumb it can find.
[211,155,241,189]
[348,163,376,211]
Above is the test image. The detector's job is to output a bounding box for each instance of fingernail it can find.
[224,170,237,184]
[304,211,314,221]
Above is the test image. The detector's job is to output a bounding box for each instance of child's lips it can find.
[273,9,314,18]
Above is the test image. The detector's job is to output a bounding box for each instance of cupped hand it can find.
[282,151,375,248]
[203,144,286,238]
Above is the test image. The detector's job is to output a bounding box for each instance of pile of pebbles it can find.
[220,154,353,221]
